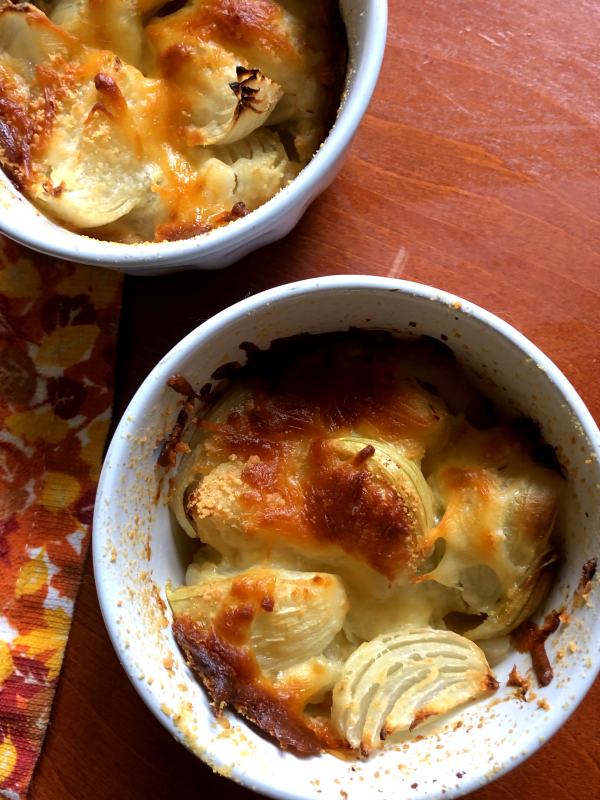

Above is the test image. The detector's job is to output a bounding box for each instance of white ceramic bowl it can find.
[94,276,600,799]
[0,1,385,276]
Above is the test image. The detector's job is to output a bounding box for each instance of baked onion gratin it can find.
[0,0,345,242]
[163,331,563,755]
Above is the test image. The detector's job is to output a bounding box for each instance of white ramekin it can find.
[0,0,386,275]
[94,276,600,800]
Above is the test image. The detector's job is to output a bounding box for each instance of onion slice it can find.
[464,553,558,640]
[331,627,498,755]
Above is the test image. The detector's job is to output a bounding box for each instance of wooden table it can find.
[30,0,599,796]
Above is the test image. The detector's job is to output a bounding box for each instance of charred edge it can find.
[519,611,561,687]
[208,329,401,385]
[229,68,266,117]
[172,617,241,708]
[0,158,25,189]
[94,73,123,101]
[486,674,500,691]
[260,595,274,612]
[236,66,260,81]
[578,557,597,590]
[214,201,248,226]
[0,100,33,182]
[353,444,375,466]
[167,375,198,400]
[531,641,554,687]
[231,201,248,218]
[157,408,189,468]
[409,709,436,732]
[229,79,259,94]
[172,616,326,753]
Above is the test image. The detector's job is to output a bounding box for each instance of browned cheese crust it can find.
[0,0,347,241]
[172,570,345,756]
[192,332,456,580]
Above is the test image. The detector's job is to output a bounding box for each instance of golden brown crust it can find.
[0,85,34,188]
[306,439,416,581]
[0,5,73,187]
[173,613,343,753]
[190,331,448,579]
[181,0,296,61]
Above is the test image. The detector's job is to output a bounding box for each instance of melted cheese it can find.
[420,423,563,608]
[168,567,348,752]
[168,567,348,673]
[0,0,344,241]
[172,334,560,628]
[165,332,563,753]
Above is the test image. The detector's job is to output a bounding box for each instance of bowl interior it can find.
[0,0,385,271]
[94,277,600,800]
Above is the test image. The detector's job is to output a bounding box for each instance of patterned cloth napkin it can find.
[0,237,123,798]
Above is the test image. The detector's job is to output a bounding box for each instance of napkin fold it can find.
[0,237,123,799]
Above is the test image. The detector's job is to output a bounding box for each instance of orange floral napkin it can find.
[0,237,123,798]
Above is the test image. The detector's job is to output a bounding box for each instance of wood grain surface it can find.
[29,0,599,796]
